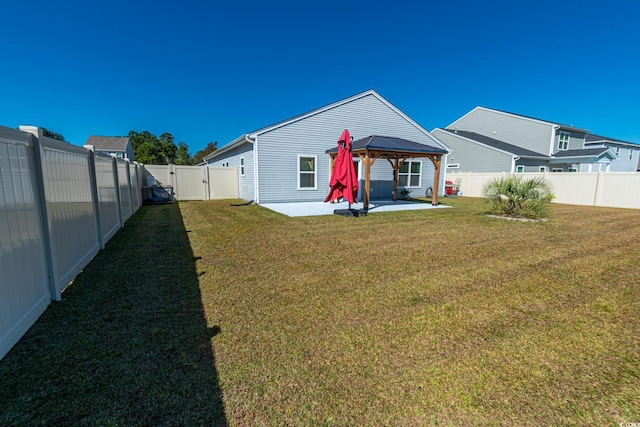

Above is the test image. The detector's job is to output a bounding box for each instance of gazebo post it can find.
[430,155,442,206]
[329,153,336,174]
[386,158,399,201]
[363,152,372,210]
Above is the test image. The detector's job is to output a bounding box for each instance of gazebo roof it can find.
[326,135,448,156]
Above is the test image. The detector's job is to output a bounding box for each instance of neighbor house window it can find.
[615,147,620,156]
[516,165,524,173]
[568,167,578,172]
[539,166,547,172]
[240,157,245,176]
[298,155,317,189]
[447,163,460,169]
[551,168,563,172]
[630,149,634,160]
[558,132,570,150]
[398,160,422,187]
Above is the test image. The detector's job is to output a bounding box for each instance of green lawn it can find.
[1,198,639,426]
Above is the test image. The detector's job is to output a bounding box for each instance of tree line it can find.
[128,130,217,165]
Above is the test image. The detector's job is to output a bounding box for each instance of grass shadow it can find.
[0,203,227,426]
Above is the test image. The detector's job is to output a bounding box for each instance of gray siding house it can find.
[437,107,626,173]
[584,134,640,172]
[84,136,135,161]
[204,90,450,204]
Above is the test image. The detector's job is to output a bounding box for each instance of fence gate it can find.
[208,167,238,200]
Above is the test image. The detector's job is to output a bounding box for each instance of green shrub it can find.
[482,175,554,219]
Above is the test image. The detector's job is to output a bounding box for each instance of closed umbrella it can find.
[325,130,358,205]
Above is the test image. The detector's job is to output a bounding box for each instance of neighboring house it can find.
[584,133,640,172]
[432,107,634,173]
[84,136,135,161]
[203,90,450,204]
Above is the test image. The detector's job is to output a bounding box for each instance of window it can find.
[615,147,620,156]
[539,166,547,173]
[630,149,634,160]
[558,132,570,150]
[398,160,421,187]
[568,167,578,172]
[298,155,317,189]
[516,165,524,173]
[222,161,229,167]
[240,157,245,176]
[447,163,460,169]
[551,168,563,172]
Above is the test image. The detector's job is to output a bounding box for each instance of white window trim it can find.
[447,163,460,169]
[558,131,570,151]
[297,154,317,190]
[516,165,524,173]
[240,157,245,176]
[398,160,422,188]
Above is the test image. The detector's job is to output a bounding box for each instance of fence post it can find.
[593,171,604,206]
[86,147,105,249]
[125,160,133,214]
[203,165,210,200]
[112,156,123,228]
[22,126,60,301]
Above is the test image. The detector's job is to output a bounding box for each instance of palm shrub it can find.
[482,175,554,219]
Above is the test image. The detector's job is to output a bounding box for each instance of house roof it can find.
[326,135,448,155]
[455,107,590,133]
[439,129,548,158]
[204,89,447,161]
[585,133,640,147]
[552,148,613,158]
[85,136,130,151]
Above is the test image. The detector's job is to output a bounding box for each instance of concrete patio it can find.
[261,199,451,217]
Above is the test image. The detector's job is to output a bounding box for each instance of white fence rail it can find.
[448,171,640,209]
[0,125,142,361]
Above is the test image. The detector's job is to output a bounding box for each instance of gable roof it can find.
[552,148,616,159]
[85,136,130,151]
[451,106,590,133]
[326,135,448,155]
[205,89,445,161]
[585,133,640,147]
[438,129,548,158]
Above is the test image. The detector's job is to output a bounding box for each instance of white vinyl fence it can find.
[143,164,238,200]
[448,171,640,209]
[0,125,142,361]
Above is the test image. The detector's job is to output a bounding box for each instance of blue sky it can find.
[2,0,639,154]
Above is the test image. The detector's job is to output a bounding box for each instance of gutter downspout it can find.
[511,156,520,173]
[244,134,259,204]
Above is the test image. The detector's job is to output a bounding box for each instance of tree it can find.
[42,128,66,142]
[129,130,180,165]
[193,142,218,165]
[175,142,192,165]
[159,133,178,164]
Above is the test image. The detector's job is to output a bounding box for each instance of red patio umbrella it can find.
[325,130,358,205]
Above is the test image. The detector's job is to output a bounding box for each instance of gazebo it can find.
[326,135,448,210]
